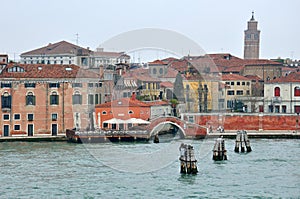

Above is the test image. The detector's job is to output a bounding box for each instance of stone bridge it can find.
[146,116,207,139]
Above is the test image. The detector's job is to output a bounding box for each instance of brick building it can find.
[0,63,104,137]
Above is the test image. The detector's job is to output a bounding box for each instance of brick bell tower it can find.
[244,11,260,59]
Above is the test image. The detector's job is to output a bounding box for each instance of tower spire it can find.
[251,11,255,21]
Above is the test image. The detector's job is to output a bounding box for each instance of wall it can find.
[184,113,299,131]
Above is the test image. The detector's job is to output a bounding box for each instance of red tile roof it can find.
[21,41,92,56]
[148,60,167,65]
[0,63,99,79]
[269,71,300,83]
[160,81,173,88]
[95,98,151,108]
[221,74,250,81]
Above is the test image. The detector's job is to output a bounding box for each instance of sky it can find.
[0,0,299,62]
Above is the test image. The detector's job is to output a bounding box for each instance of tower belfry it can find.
[244,12,260,59]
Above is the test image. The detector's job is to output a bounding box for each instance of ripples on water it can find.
[0,139,299,198]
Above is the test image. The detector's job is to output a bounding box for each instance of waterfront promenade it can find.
[0,130,299,142]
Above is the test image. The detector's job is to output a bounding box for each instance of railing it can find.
[272,96,282,104]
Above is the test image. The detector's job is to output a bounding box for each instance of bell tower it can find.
[244,12,260,59]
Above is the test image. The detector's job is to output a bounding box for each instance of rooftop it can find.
[21,41,92,56]
[0,63,99,79]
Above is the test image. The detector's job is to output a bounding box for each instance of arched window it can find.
[72,91,82,105]
[50,91,59,105]
[294,86,300,97]
[153,68,157,75]
[26,92,36,105]
[274,87,280,97]
[1,92,11,109]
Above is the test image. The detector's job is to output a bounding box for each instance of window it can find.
[50,92,59,105]
[188,116,194,123]
[26,92,36,105]
[268,105,274,113]
[242,82,245,86]
[294,86,300,97]
[88,83,94,88]
[25,83,36,88]
[159,68,163,74]
[237,82,240,86]
[72,83,82,88]
[102,111,107,115]
[112,123,117,130]
[227,100,234,109]
[225,82,230,85]
[259,105,264,112]
[274,87,280,97]
[88,94,94,105]
[227,90,234,95]
[14,125,20,131]
[3,114,9,120]
[1,83,11,88]
[282,105,287,113]
[246,90,250,95]
[246,82,250,86]
[2,92,11,109]
[103,123,108,128]
[49,83,60,88]
[236,90,243,95]
[275,106,280,113]
[153,68,157,74]
[28,114,34,121]
[95,94,99,104]
[295,106,300,114]
[72,92,82,105]
[119,123,124,130]
[128,110,134,114]
[230,82,234,86]
[14,114,20,120]
[52,113,58,121]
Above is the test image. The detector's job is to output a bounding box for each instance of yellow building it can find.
[183,74,222,112]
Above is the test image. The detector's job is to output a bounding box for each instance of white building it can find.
[264,71,300,114]
[91,48,130,68]
[20,41,92,68]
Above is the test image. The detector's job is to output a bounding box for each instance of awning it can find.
[103,118,125,124]
[124,118,150,124]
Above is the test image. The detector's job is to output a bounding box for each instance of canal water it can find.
[0,138,299,198]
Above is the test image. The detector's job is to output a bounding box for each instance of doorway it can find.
[3,125,9,136]
[28,124,34,136]
[52,124,58,136]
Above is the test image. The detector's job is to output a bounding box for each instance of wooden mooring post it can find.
[212,137,227,161]
[179,143,198,174]
[234,130,252,153]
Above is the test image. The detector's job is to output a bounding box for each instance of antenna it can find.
[75,33,79,45]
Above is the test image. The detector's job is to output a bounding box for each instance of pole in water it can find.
[212,136,227,161]
[234,130,252,153]
[179,143,198,174]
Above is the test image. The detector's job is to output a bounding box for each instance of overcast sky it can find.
[1,0,299,61]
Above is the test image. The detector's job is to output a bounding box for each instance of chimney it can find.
[131,92,136,100]
[99,65,104,79]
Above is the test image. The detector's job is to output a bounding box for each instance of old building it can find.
[20,41,92,68]
[91,48,130,68]
[264,71,300,113]
[222,74,252,112]
[244,12,260,59]
[0,63,104,137]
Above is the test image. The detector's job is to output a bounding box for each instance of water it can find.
[0,139,299,198]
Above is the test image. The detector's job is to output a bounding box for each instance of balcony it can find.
[272,96,282,104]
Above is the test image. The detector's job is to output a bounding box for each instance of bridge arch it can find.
[149,121,186,138]
[146,116,207,139]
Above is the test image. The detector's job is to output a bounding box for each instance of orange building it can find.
[95,95,151,130]
[0,63,105,137]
